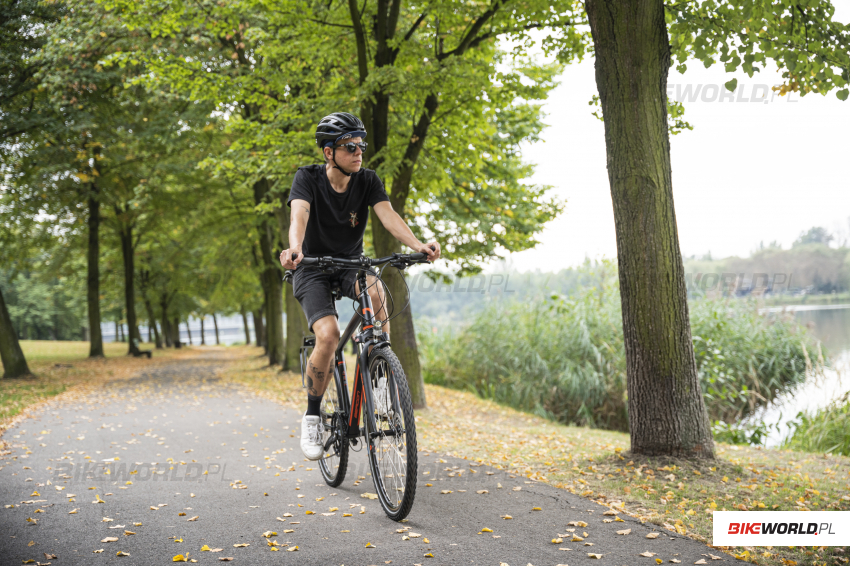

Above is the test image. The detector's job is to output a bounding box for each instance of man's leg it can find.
[304,315,339,415]
[355,274,389,349]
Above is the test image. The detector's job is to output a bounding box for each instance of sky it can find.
[493,7,850,273]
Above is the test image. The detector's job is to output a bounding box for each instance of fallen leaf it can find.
[178,512,186,517]
[174,538,183,543]
[440,490,452,494]
[501,515,513,520]
[603,509,617,515]
[646,532,660,539]
[552,537,564,544]
[670,560,681,564]
[218,558,233,562]
[424,553,434,558]
[200,546,211,551]
[695,561,707,565]
[708,555,723,561]
[116,551,130,557]
[361,493,378,500]
[588,553,603,559]
[365,543,376,548]
[532,507,542,511]
[477,490,488,494]
[123,531,135,536]
[568,521,588,527]
[640,552,657,557]
[173,555,188,562]
[262,531,277,538]
[93,550,104,554]
[43,554,57,560]
[512,486,521,491]
[617,529,631,535]
[187,516,198,522]
[480,528,493,533]
[68,509,78,514]
[101,537,118,543]
[233,543,249,548]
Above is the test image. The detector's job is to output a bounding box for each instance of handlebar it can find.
[283,246,435,283]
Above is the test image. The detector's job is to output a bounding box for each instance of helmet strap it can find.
[331,147,353,177]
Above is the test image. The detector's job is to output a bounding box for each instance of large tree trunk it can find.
[372,222,426,408]
[212,314,220,345]
[240,307,251,345]
[0,285,31,378]
[274,192,308,371]
[87,191,104,357]
[585,0,714,458]
[173,317,181,347]
[253,178,284,365]
[118,224,140,356]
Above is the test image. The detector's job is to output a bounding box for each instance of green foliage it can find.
[667,0,850,101]
[783,393,850,456]
[588,94,693,135]
[419,261,820,432]
[711,419,778,446]
[793,226,834,247]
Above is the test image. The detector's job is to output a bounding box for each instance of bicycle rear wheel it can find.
[363,347,417,520]
[319,368,349,487]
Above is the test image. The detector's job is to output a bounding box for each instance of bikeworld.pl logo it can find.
[727,522,835,535]
[714,511,849,546]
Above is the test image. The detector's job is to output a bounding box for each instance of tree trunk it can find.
[200,317,206,345]
[253,308,265,349]
[274,191,308,371]
[253,178,284,365]
[186,319,193,345]
[585,0,714,458]
[141,292,162,349]
[118,225,140,355]
[118,320,124,342]
[240,307,251,345]
[372,221,427,408]
[86,170,104,357]
[161,295,172,347]
[173,317,181,347]
[212,313,220,345]
[0,285,31,378]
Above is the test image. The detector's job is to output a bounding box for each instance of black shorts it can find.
[292,266,359,332]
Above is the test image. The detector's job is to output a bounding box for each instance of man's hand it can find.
[279,248,303,270]
[415,241,441,262]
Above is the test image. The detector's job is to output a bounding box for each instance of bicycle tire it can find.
[362,347,417,520]
[319,365,349,487]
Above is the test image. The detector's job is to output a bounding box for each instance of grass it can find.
[419,265,819,430]
[219,350,850,566]
[784,393,850,457]
[1,340,166,431]
[19,339,144,362]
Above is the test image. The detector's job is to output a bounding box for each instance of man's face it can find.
[325,136,363,173]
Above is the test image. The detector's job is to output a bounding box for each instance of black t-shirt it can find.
[287,164,390,257]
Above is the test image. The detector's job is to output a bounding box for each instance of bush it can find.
[419,261,821,432]
[782,394,850,456]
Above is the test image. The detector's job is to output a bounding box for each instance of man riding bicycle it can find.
[279,112,440,460]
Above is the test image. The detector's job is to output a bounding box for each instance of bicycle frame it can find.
[313,266,392,446]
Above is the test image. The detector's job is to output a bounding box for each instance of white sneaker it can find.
[300,413,324,461]
[374,377,392,418]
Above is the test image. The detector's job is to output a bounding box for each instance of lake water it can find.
[749,304,850,447]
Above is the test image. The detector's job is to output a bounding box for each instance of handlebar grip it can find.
[299,256,318,265]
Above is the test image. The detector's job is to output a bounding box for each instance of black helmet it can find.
[315,112,367,148]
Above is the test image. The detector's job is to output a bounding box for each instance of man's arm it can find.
[280,199,310,269]
[373,201,441,261]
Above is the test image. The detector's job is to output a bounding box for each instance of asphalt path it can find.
[0,352,734,565]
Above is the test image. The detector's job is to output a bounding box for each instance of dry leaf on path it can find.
[101,537,118,543]
[361,493,378,500]
[116,551,130,556]
[218,558,233,562]
[695,561,707,565]
[617,529,631,535]
[640,551,657,557]
[187,516,198,522]
[233,543,249,548]
[646,532,660,539]
[588,553,603,559]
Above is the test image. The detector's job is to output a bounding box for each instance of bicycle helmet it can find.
[315,112,367,176]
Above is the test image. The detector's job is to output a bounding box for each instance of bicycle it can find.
[282,249,431,521]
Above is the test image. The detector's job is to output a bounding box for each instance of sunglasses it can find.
[333,141,368,153]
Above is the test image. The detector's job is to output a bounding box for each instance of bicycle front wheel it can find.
[363,347,417,520]
[318,369,349,487]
